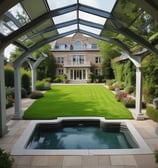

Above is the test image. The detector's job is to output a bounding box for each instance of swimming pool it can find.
[12,117,152,155]
[26,120,138,150]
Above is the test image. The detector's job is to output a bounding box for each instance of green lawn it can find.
[23,85,133,119]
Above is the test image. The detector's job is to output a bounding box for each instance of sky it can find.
[4,0,116,60]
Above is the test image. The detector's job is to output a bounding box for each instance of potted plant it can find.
[0,148,14,168]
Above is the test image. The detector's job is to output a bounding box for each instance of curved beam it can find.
[13,30,78,67]
[13,28,131,68]
[0,4,78,50]
[78,29,131,54]
[0,0,22,18]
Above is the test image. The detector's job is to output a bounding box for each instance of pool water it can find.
[26,121,138,149]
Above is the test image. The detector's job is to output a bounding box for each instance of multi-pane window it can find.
[59,43,66,49]
[91,43,97,49]
[72,55,84,64]
[74,41,82,50]
[95,56,101,63]
[95,68,100,76]
[57,69,63,75]
[56,57,64,64]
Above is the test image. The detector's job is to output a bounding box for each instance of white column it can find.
[31,67,36,91]
[121,51,144,120]
[135,66,144,120]
[0,51,8,137]
[13,65,23,119]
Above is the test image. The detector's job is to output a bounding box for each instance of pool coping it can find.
[11,117,153,155]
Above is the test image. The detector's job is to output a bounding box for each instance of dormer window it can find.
[74,41,82,50]
[91,43,97,49]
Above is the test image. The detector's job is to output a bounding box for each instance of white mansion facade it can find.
[51,33,102,82]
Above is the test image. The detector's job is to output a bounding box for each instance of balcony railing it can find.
[53,45,99,51]
[63,61,91,67]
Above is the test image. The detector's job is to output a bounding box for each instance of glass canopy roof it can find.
[0,0,158,59]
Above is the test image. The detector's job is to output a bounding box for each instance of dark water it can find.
[26,121,138,149]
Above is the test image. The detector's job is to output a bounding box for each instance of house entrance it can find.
[70,69,86,80]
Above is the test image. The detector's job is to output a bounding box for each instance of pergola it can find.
[0,0,158,137]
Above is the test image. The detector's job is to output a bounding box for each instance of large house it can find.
[51,33,102,83]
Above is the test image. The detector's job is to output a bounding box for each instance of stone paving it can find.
[0,98,158,168]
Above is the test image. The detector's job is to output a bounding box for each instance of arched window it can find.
[74,41,82,50]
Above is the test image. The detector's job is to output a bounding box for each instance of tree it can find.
[33,44,56,81]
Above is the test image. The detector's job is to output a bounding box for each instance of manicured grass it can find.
[23,85,133,119]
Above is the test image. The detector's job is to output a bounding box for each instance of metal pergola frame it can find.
[0,0,158,137]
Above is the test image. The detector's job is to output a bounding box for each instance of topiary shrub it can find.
[21,73,31,94]
[29,91,44,99]
[0,148,14,168]
[5,67,14,87]
[146,106,158,122]
[155,151,158,163]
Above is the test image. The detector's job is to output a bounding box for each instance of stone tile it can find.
[48,155,63,167]
[31,156,49,166]
[14,156,32,166]
[110,155,137,166]
[134,154,158,168]
[82,156,99,168]
[98,155,111,167]
[122,155,137,166]
[110,155,124,165]
[62,156,82,167]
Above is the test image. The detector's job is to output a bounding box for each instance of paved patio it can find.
[1,98,158,168]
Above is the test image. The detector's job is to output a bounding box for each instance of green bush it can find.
[155,151,158,163]
[29,91,44,99]
[123,98,135,108]
[21,73,31,94]
[146,106,158,122]
[6,87,27,98]
[36,80,51,90]
[125,85,135,94]
[106,79,116,86]
[119,82,125,90]
[5,67,14,87]
[21,88,27,98]
[0,148,14,168]
[54,75,68,83]
[6,87,14,98]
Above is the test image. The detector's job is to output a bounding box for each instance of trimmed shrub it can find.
[146,106,158,122]
[36,80,51,91]
[29,91,44,99]
[21,73,31,94]
[36,80,45,90]
[5,67,14,87]
[155,152,158,163]
[21,88,27,98]
[6,87,27,98]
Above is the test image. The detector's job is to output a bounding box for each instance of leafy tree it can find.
[33,44,56,81]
